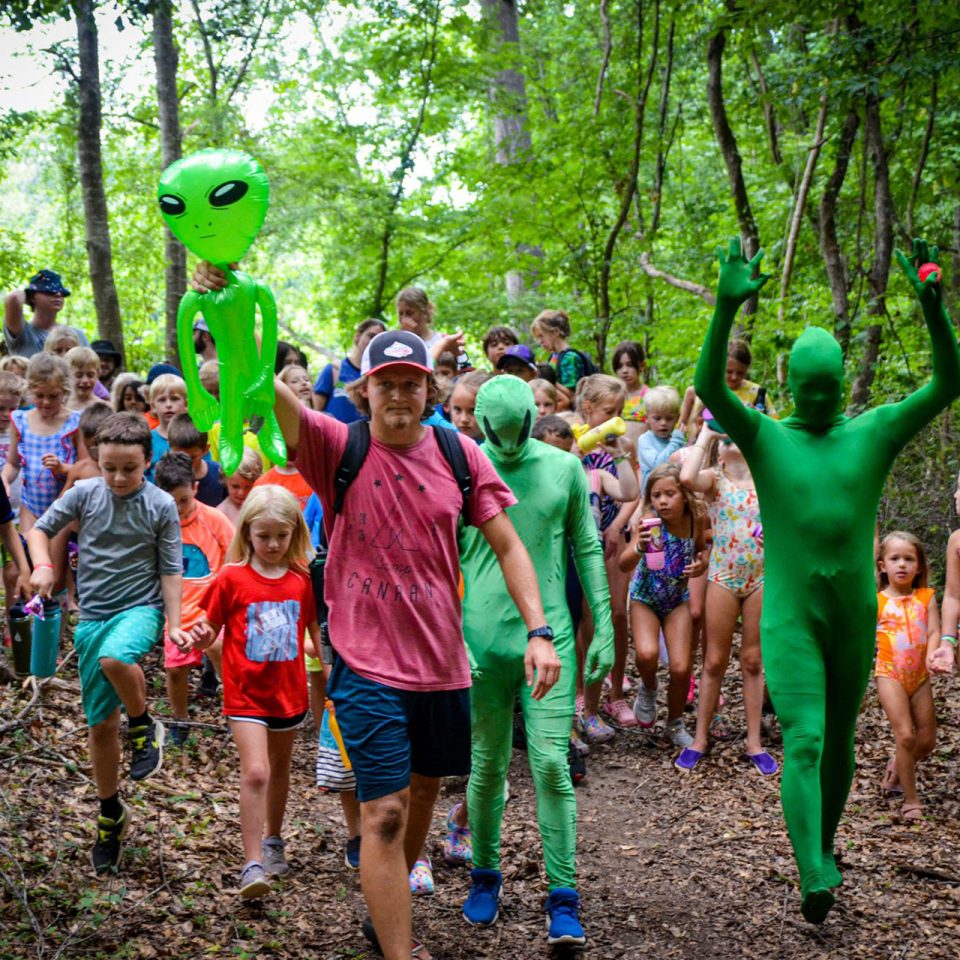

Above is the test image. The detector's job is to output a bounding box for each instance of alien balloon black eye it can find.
[158,194,186,215]
[209,180,249,208]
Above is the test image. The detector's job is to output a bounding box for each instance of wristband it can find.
[33,563,53,570]
[527,625,555,642]
[940,635,958,647]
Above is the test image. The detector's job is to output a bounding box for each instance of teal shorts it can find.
[75,606,164,727]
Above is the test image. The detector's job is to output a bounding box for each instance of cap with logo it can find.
[361,330,433,377]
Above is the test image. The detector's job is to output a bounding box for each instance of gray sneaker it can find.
[239,862,271,899]
[666,718,694,748]
[261,836,289,876]
[632,684,657,727]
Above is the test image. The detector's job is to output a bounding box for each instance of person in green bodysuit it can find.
[695,237,960,924]
[458,376,615,947]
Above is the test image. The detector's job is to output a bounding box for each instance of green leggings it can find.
[467,637,577,890]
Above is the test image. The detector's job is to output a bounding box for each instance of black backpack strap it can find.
[433,426,473,525]
[333,420,371,515]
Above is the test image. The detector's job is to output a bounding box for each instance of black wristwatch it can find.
[527,625,555,642]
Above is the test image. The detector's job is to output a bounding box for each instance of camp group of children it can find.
[1,298,956,900]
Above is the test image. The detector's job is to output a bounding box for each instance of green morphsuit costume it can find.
[696,238,960,923]
[460,377,615,890]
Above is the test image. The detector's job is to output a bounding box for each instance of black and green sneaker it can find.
[129,718,165,781]
[91,802,131,875]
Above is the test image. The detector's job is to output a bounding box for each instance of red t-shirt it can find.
[293,407,516,692]
[253,467,313,511]
[200,562,316,718]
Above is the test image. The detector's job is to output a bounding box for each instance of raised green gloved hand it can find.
[715,236,772,309]
[896,238,943,311]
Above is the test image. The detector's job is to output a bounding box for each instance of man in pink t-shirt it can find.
[270,327,559,960]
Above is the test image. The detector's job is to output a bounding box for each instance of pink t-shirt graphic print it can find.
[294,407,516,692]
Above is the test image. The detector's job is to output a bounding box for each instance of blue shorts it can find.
[328,656,471,802]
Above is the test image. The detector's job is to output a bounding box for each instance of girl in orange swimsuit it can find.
[875,531,947,821]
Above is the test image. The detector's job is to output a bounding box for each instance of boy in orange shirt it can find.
[253,459,313,511]
[154,452,235,746]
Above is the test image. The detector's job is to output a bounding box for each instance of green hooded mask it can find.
[475,376,536,462]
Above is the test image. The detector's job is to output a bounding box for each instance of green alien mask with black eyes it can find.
[158,149,269,265]
[475,376,536,463]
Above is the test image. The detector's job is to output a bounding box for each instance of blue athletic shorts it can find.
[328,655,471,802]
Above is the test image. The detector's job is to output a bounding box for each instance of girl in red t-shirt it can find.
[190,484,319,900]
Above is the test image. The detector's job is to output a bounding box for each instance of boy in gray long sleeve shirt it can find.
[28,413,189,877]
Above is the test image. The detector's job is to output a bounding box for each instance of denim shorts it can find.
[328,655,471,802]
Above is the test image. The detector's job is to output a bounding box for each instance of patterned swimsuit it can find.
[875,587,934,697]
[629,515,696,621]
[707,472,763,599]
[10,408,80,516]
[582,449,620,532]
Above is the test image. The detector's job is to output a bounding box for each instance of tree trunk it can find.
[73,0,124,360]
[848,90,893,414]
[818,106,859,355]
[153,0,186,366]
[952,204,960,306]
[481,0,542,301]
[707,25,760,320]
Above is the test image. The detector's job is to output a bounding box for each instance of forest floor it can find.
[1,636,959,960]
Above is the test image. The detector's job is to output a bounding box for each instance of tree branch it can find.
[639,252,716,304]
[593,0,612,116]
[905,74,937,237]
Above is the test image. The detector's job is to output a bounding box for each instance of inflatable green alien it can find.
[695,237,960,923]
[158,149,286,474]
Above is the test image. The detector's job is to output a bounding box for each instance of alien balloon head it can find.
[475,376,536,462]
[158,149,269,265]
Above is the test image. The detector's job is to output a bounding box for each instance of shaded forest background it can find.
[2,0,960,567]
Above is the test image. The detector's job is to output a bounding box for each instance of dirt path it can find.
[1,652,959,959]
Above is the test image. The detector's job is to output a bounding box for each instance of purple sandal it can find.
[746,751,779,776]
[674,747,705,771]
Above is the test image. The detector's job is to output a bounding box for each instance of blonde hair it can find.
[65,345,100,373]
[876,530,929,590]
[233,446,264,483]
[227,484,312,573]
[395,287,436,322]
[531,309,571,340]
[643,385,681,418]
[27,352,70,394]
[279,364,312,388]
[0,370,26,402]
[529,378,557,404]
[43,327,82,355]
[0,355,28,378]
[574,373,625,414]
[149,373,187,403]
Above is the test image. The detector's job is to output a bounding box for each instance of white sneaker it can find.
[666,718,694,748]
[632,684,657,727]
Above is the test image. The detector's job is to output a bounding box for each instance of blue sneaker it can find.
[545,887,586,945]
[462,868,502,926]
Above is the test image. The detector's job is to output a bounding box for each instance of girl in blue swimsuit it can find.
[620,463,707,748]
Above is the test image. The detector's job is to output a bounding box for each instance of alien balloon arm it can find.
[249,282,279,396]
[176,292,219,425]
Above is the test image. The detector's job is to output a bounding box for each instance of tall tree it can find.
[153,0,185,364]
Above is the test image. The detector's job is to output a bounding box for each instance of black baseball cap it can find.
[361,330,433,377]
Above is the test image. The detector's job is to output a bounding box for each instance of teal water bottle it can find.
[9,600,32,678]
[30,599,61,678]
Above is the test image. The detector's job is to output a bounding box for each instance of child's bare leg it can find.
[663,605,693,723]
[340,789,361,837]
[605,555,630,700]
[308,672,325,732]
[691,583,738,753]
[206,637,222,678]
[451,794,467,829]
[631,602,661,692]
[740,588,765,755]
[166,666,191,721]
[264,729,297,838]
[877,678,920,805]
[231,720,270,863]
[2,560,17,635]
[909,682,937,765]
[89,708,122,799]
[99,659,147,717]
